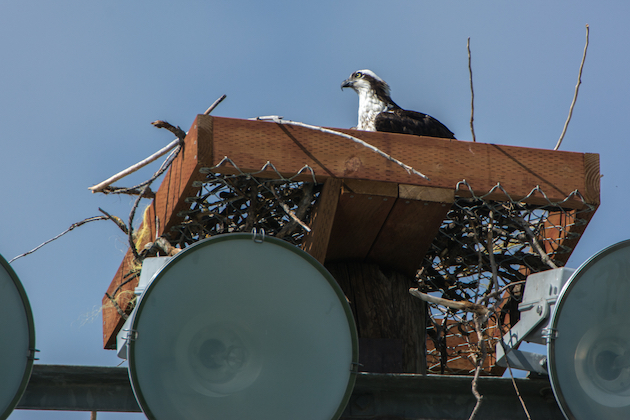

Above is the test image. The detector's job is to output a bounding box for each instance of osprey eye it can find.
[355,72,362,78]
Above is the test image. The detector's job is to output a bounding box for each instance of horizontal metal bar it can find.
[343,372,564,419]
[17,365,141,412]
[16,365,564,419]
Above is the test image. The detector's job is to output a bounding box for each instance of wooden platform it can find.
[102,115,600,349]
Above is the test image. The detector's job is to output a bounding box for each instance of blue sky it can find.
[2,1,629,419]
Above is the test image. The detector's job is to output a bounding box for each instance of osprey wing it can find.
[375,109,455,139]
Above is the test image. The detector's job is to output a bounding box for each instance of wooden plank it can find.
[101,116,213,349]
[325,262,426,374]
[325,182,398,262]
[399,185,454,203]
[301,177,342,263]
[204,115,599,208]
[584,153,601,205]
[368,199,452,277]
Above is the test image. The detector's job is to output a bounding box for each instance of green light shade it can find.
[548,239,630,420]
[0,255,35,420]
[128,234,358,420]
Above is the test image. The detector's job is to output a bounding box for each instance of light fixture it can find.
[119,233,358,420]
[498,239,630,420]
[0,255,35,420]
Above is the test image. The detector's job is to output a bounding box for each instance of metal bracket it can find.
[252,228,265,243]
[28,348,40,361]
[541,327,558,342]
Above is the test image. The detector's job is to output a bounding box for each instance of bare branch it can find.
[88,139,181,193]
[514,215,558,269]
[98,185,156,198]
[468,37,477,142]
[259,116,430,180]
[555,24,589,151]
[104,292,128,320]
[9,216,108,263]
[151,120,186,141]
[409,288,489,317]
[468,315,487,420]
[89,94,227,193]
[486,211,499,294]
[98,207,129,234]
[204,94,227,115]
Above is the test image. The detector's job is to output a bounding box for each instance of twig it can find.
[104,292,128,320]
[204,94,227,115]
[277,183,314,238]
[89,95,227,192]
[98,186,156,198]
[554,24,589,151]
[151,120,186,141]
[88,139,181,193]
[261,116,430,180]
[468,315,487,420]
[111,270,140,300]
[486,211,499,294]
[268,187,312,233]
[9,216,108,263]
[468,37,477,142]
[98,208,129,234]
[514,215,558,269]
[409,288,489,317]
[477,280,526,305]
[499,324,532,419]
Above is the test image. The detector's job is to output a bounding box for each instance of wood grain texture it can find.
[325,262,426,374]
[301,177,342,263]
[206,115,598,208]
[367,200,452,277]
[583,153,601,206]
[325,192,395,261]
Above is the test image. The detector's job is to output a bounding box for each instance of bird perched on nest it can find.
[341,69,455,139]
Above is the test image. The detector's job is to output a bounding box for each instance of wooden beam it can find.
[325,181,397,262]
[367,199,452,277]
[103,115,600,349]
[101,116,213,349]
[301,177,342,263]
[205,115,599,208]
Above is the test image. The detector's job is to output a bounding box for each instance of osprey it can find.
[341,69,455,139]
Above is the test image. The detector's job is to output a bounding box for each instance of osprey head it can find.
[341,69,392,103]
[341,70,389,93]
[341,69,396,131]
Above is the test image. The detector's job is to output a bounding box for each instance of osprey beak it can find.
[341,78,354,91]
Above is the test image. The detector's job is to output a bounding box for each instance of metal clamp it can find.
[124,328,139,342]
[541,327,558,342]
[252,228,265,243]
[28,348,40,361]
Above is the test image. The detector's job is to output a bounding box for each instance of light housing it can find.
[548,239,630,419]
[0,255,35,420]
[125,233,358,420]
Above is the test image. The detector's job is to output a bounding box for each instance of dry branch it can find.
[554,24,590,151]
[88,139,181,193]
[409,288,489,317]
[89,95,227,193]
[467,37,477,142]
[151,120,186,141]
[259,116,430,180]
[9,216,108,263]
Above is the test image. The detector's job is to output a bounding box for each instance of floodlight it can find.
[498,239,630,420]
[120,233,358,420]
[0,254,35,420]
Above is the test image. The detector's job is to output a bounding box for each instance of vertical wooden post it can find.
[325,262,426,374]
